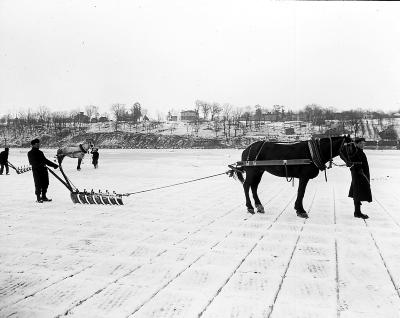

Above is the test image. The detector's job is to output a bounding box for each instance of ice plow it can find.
[70,189,123,205]
[47,165,124,205]
[8,161,32,174]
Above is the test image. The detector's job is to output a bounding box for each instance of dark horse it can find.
[56,139,94,171]
[231,135,353,218]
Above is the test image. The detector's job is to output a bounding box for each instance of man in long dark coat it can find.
[0,147,9,175]
[348,137,372,219]
[27,139,59,203]
[91,148,99,169]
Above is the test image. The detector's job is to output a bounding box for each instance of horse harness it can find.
[239,137,338,182]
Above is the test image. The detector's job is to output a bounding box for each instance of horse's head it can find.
[339,135,359,166]
[317,135,354,168]
[84,139,95,151]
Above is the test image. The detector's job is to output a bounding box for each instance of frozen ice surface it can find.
[1,149,400,317]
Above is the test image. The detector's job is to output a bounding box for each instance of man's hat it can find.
[31,138,40,145]
[354,137,365,143]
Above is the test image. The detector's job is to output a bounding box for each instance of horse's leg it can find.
[294,177,309,218]
[243,169,254,214]
[77,158,82,171]
[251,171,264,213]
[243,169,262,214]
[243,182,253,214]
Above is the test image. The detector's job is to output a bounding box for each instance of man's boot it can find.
[41,190,52,202]
[354,201,368,219]
[36,194,43,203]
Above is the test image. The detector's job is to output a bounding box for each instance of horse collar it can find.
[308,138,326,171]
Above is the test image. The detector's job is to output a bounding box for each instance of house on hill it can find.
[98,116,109,123]
[167,112,178,121]
[74,112,90,123]
[180,110,198,122]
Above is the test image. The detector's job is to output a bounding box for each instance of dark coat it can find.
[28,148,58,191]
[348,148,372,202]
[0,148,9,164]
[92,151,99,164]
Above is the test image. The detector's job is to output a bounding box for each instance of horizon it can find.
[1,1,400,118]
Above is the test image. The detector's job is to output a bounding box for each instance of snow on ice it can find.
[1,148,400,317]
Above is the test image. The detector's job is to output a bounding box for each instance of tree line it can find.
[173,100,399,141]
[1,101,398,144]
[0,102,146,142]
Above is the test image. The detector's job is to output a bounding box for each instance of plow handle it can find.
[7,161,18,171]
[47,167,73,192]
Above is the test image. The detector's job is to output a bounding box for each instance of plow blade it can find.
[8,162,32,174]
[15,167,32,174]
[70,192,124,205]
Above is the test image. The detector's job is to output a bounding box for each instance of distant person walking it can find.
[27,139,59,203]
[348,137,372,219]
[0,147,9,175]
[92,148,99,169]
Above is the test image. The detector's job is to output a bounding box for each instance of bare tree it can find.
[210,102,221,121]
[195,100,203,118]
[254,105,262,129]
[222,103,233,140]
[111,103,126,132]
[37,106,51,124]
[201,102,211,120]
[129,102,142,124]
[232,107,243,137]
[85,105,99,120]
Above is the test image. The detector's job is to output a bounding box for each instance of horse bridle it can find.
[338,139,360,168]
[79,140,94,154]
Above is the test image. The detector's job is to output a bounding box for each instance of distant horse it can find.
[231,135,353,218]
[56,139,94,170]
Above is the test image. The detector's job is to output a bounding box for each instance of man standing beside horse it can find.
[28,138,59,203]
[91,148,99,169]
[348,137,372,219]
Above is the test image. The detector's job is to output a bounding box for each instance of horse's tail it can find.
[228,165,245,184]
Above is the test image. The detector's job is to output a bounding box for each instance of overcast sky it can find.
[1,0,400,117]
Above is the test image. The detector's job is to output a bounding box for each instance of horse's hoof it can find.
[247,208,255,214]
[296,211,309,218]
[255,204,265,213]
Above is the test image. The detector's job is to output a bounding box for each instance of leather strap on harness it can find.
[308,138,326,171]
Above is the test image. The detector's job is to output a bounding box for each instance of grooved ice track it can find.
[1,149,400,318]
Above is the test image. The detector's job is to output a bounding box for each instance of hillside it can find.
[2,118,400,149]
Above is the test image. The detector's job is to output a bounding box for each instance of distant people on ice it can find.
[27,139,59,203]
[348,137,372,219]
[91,148,99,169]
[0,147,9,175]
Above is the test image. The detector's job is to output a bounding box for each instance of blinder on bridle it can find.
[339,140,358,167]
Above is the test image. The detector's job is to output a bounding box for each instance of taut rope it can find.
[122,171,229,197]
